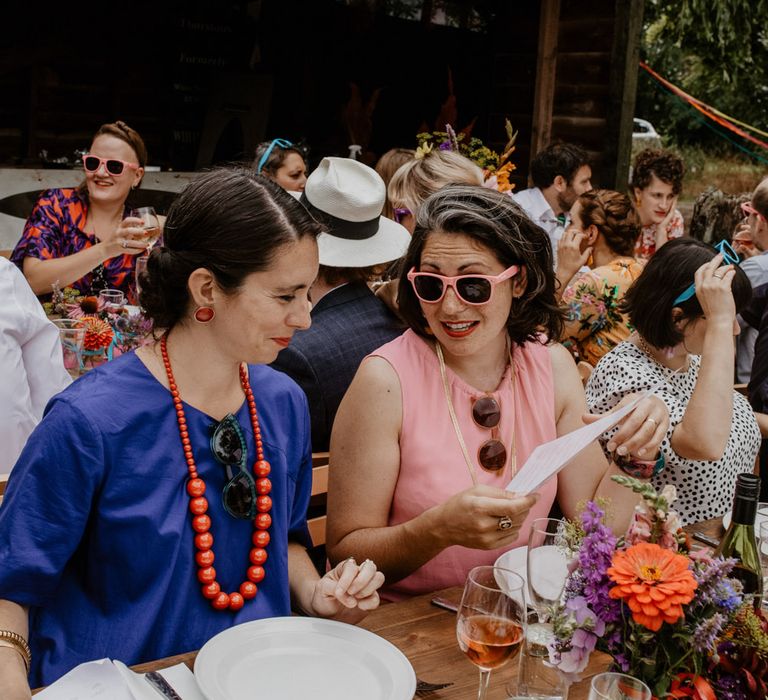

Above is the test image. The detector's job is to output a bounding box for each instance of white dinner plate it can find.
[722,503,768,531]
[494,546,528,593]
[194,617,416,700]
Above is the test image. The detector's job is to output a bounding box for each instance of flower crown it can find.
[415,121,518,192]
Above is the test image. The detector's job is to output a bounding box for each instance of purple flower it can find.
[438,141,452,151]
[692,612,725,652]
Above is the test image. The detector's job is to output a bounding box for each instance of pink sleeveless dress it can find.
[372,330,558,600]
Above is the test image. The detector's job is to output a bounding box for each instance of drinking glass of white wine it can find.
[588,672,652,700]
[130,206,162,249]
[456,565,526,700]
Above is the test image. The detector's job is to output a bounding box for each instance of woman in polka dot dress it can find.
[586,238,761,525]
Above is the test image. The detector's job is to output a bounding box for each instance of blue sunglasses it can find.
[672,240,740,306]
[256,138,293,174]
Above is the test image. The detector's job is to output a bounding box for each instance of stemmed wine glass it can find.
[130,206,162,249]
[456,565,526,700]
[527,517,572,622]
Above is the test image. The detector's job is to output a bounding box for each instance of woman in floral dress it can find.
[556,189,644,365]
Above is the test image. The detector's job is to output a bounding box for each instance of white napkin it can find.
[35,658,205,700]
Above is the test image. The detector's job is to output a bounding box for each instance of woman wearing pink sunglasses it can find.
[11,121,151,299]
[327,185,670,601]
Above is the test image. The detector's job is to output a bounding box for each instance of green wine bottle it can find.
[716,473,763,608]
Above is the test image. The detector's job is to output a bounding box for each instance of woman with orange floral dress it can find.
[556,190,644,366]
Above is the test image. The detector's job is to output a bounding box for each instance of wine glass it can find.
[98,289,125,313]
[588,672,652,700]
[130,206,161,249]
[456,565,526,700]
[527,517,572,623]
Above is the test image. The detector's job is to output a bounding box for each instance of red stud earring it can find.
[194,306,215,323]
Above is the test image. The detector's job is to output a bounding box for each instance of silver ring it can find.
[497,516,514,531]
[646,417,657,427]
[121,240,128,249]
[713,272,723,279]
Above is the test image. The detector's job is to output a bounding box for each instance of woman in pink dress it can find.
[326,185,670,600]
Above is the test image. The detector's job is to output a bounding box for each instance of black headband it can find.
[299,192,380,241]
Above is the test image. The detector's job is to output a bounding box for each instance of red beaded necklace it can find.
[160,334,273,611]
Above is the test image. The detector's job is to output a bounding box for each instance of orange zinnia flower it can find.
[607,542,697,632]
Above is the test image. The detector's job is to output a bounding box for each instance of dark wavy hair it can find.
[621,238,751,348]
[630,148,685,195]
[529,142,590,189]
[139,168,323,330]
[397,185,564,345]
[577,189,639,257]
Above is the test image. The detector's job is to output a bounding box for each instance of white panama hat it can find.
[300,157,410,267]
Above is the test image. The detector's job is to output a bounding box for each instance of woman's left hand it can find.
[583,392,669,460]
[310,557,385,623]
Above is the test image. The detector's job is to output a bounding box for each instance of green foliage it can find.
[637,0,768,153]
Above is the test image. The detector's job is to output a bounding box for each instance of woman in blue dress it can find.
[0,168,384,696]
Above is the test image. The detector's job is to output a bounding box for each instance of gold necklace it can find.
[436,341,517,485]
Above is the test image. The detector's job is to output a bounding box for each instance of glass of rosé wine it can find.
[129,206,162,249]
[456,565,526,700]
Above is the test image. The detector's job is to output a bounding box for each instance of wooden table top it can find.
[37,518,725,698]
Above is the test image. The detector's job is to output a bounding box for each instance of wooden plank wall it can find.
[550,0,644,190]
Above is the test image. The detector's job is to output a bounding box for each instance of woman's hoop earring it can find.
[194,306,215,323]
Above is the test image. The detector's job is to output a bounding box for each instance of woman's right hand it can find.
[434,484,538,550]
[556,228,592,284]
[97,216,149,259]
[695,254,737,324]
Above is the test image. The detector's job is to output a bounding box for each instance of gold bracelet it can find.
[0,631,30,674]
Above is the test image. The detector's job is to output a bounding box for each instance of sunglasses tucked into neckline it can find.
[472,395,508,471]
[407,265,520,306]
[210,414,258,519]
[672,239,739,306]
[82,154,139,176]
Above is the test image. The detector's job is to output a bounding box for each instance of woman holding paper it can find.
[586,238,759,525]
[326,186,669,600]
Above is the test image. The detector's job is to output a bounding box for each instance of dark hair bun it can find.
[137,247,187,330]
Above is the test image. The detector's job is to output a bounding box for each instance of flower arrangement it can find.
[415,120,518,193]
[548,476,768,699]
[111,311,153,355]
[45,284,153,362]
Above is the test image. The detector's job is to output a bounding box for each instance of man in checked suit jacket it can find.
[271,157,410,450]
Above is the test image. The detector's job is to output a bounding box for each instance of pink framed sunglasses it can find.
[741,201,765,221]
[82,154,139,176]
[407,265,520,305]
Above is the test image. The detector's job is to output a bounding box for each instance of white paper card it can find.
[506,383,663,494]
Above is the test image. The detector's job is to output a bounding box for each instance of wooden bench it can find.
[307,453,329,549]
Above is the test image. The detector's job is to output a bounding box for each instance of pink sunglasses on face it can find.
[82,154,139,176]
[407,265,520,305]
[741,201,765,221]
